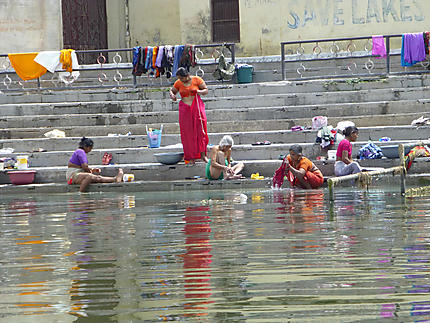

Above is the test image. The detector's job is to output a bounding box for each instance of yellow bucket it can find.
[16,155,29,169]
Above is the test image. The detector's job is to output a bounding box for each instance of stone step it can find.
[1,74,429,105]
[1,110,429,139]
[0,139,422,170]
[0,178,273,194]
[3,83,430,117]
[1,126,429,152]
[2,98,430,128]
[0,157,426,186]
[0,160,281,184]
[2,98,430,129]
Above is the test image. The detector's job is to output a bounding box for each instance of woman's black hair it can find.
[289,144,303,154]
[79,137,94,149]
[176,67,189,77]
[343,126,358,137]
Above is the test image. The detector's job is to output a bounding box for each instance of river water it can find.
[0,187,429,322]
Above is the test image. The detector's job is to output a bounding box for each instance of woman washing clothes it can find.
[206,135,244,180]
[169,67,209,165]
[334,126,362,176]
[67,137,123,192]
[284,144,324,189]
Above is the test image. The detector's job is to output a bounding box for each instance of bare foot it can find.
[116,168,124,182]
[225,173,245,180]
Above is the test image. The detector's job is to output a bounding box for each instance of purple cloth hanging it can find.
[372,36,386,59]
[403,33,426,65]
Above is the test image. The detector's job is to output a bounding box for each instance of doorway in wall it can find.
[211,0,240,42]
[62,0,108,64]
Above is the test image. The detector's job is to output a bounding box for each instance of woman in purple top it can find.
[67,137,123,192]
[334,126,362,176]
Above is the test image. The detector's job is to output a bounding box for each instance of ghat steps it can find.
[1,74,430,192]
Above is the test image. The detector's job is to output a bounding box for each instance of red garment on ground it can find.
[179,95,209,160]
[287,169,324,189]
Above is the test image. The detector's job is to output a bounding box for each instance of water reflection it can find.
[0,189,430,321]
[181,206,213,319]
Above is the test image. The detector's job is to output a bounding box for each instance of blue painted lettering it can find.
[400,0,412,21]
[352,0,365,24]
[287,11,300,29]
[366,0,381,22]
[302,9,316,27]
[333,0,344,25]
[413,0,424,21]
[382,0,400,22]
[320,0,330,25]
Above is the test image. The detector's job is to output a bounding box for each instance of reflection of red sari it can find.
[179,95,209,160]
[182,206,213,316]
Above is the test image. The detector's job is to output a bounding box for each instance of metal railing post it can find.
[385,36,391,76]
[281,43,285,80]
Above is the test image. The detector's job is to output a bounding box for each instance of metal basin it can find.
[154,152,184,165]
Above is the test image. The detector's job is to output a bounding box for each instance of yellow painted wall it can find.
[108,0,429,56]
[178,0,211,44]
[127,0,182,46]
[0,0,62,53]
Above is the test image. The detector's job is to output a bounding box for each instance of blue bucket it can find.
[146,125,163,148]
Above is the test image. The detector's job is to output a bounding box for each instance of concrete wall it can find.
[127,0,181,47]
[116,0,428,56]
[106,0,127,50]
[0,0,62,53]
[1,0,427,56]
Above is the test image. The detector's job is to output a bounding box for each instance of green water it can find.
[0,188,429,322]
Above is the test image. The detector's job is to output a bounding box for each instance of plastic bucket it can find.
[146,125,163,148]
[237,66,254,83]
[16,155,29,169]
[327,150,337,161]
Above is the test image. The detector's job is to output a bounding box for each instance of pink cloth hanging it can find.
[372,35,387,59]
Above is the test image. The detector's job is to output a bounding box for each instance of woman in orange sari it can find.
[285,144,324,189]
[169,67,209,165]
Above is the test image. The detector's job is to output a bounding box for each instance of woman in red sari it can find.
[169,67,209,165]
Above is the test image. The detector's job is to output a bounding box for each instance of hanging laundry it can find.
[172,45,184,77]
[132,46,145,76]
[162,46,173,78]
[60,49,74,72]
[372,35,386,59]
[8,52,47,81]
[424,32,430,55]
[152,46,160,77]
[179,44,196,71]
[401,33,426,67]
[155,45,164,67]
[145,46,154,75]
[34,50,80,83]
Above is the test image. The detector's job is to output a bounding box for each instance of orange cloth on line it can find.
[173,76,204,98]
[60,49,74,72]
[7,53,47,81]
[153,46,160,77]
